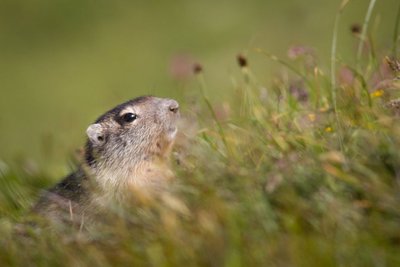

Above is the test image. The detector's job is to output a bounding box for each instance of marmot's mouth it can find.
[166,126,178,141]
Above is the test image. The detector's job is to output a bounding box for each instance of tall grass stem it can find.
[330,0,351,159]
[356,0,377,71]
[196,74,232,158]
[393,2,400,58]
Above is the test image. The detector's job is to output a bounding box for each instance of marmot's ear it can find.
[86,123,105,146]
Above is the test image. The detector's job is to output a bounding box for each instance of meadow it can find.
[1,0,400,266]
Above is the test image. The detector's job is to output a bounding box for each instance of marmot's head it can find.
[84,96,179,177]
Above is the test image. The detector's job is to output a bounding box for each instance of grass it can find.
[1,2,400,267]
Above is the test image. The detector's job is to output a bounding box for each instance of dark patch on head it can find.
[94,96,153,124]
[84,141,95,166]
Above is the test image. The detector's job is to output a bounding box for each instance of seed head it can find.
[193,63,203,74]
[350,23,362,34]
[237,54,248,68]
[385,57,400,73]
[385,98,400,115]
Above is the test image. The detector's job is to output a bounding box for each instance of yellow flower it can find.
[371,89,384,98]
[308,113,316,122]
[325,126,333,132]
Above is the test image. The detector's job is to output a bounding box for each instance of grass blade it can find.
[356,0,377,71]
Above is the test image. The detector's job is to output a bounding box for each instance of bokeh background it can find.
[0,0,398,176]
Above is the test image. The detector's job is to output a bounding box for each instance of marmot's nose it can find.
[167,99,179,114]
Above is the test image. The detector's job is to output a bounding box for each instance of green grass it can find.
[1,1,400,266]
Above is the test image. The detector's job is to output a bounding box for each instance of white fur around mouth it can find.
[167,127,178,141]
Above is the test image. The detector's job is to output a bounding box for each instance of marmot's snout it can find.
[160,98,180,140]
[166,99,179,114]
[162,98,179,123]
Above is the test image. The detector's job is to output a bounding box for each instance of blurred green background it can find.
[0,0,397,175]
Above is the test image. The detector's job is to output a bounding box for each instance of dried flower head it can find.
[385,57,400,73]
[193,63,203,74]
[350,23,362,34]
[385,98,400,115]
[237,54,248,68]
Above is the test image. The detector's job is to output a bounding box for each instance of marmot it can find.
[33,96,180,226]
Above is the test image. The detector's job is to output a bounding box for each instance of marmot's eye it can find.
[121,113,137,123]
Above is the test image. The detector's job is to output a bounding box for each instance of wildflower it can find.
[325,126,333,133]
[287,45,313,60]
[370,89,384,98]
[289,80,308,103]
[338,66,355,86]
[169,54,194,80]
[308,113,316,122]
[214,102,231,122]
[287,45,316,69]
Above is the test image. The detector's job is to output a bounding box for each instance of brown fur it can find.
[34,96,180,226]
